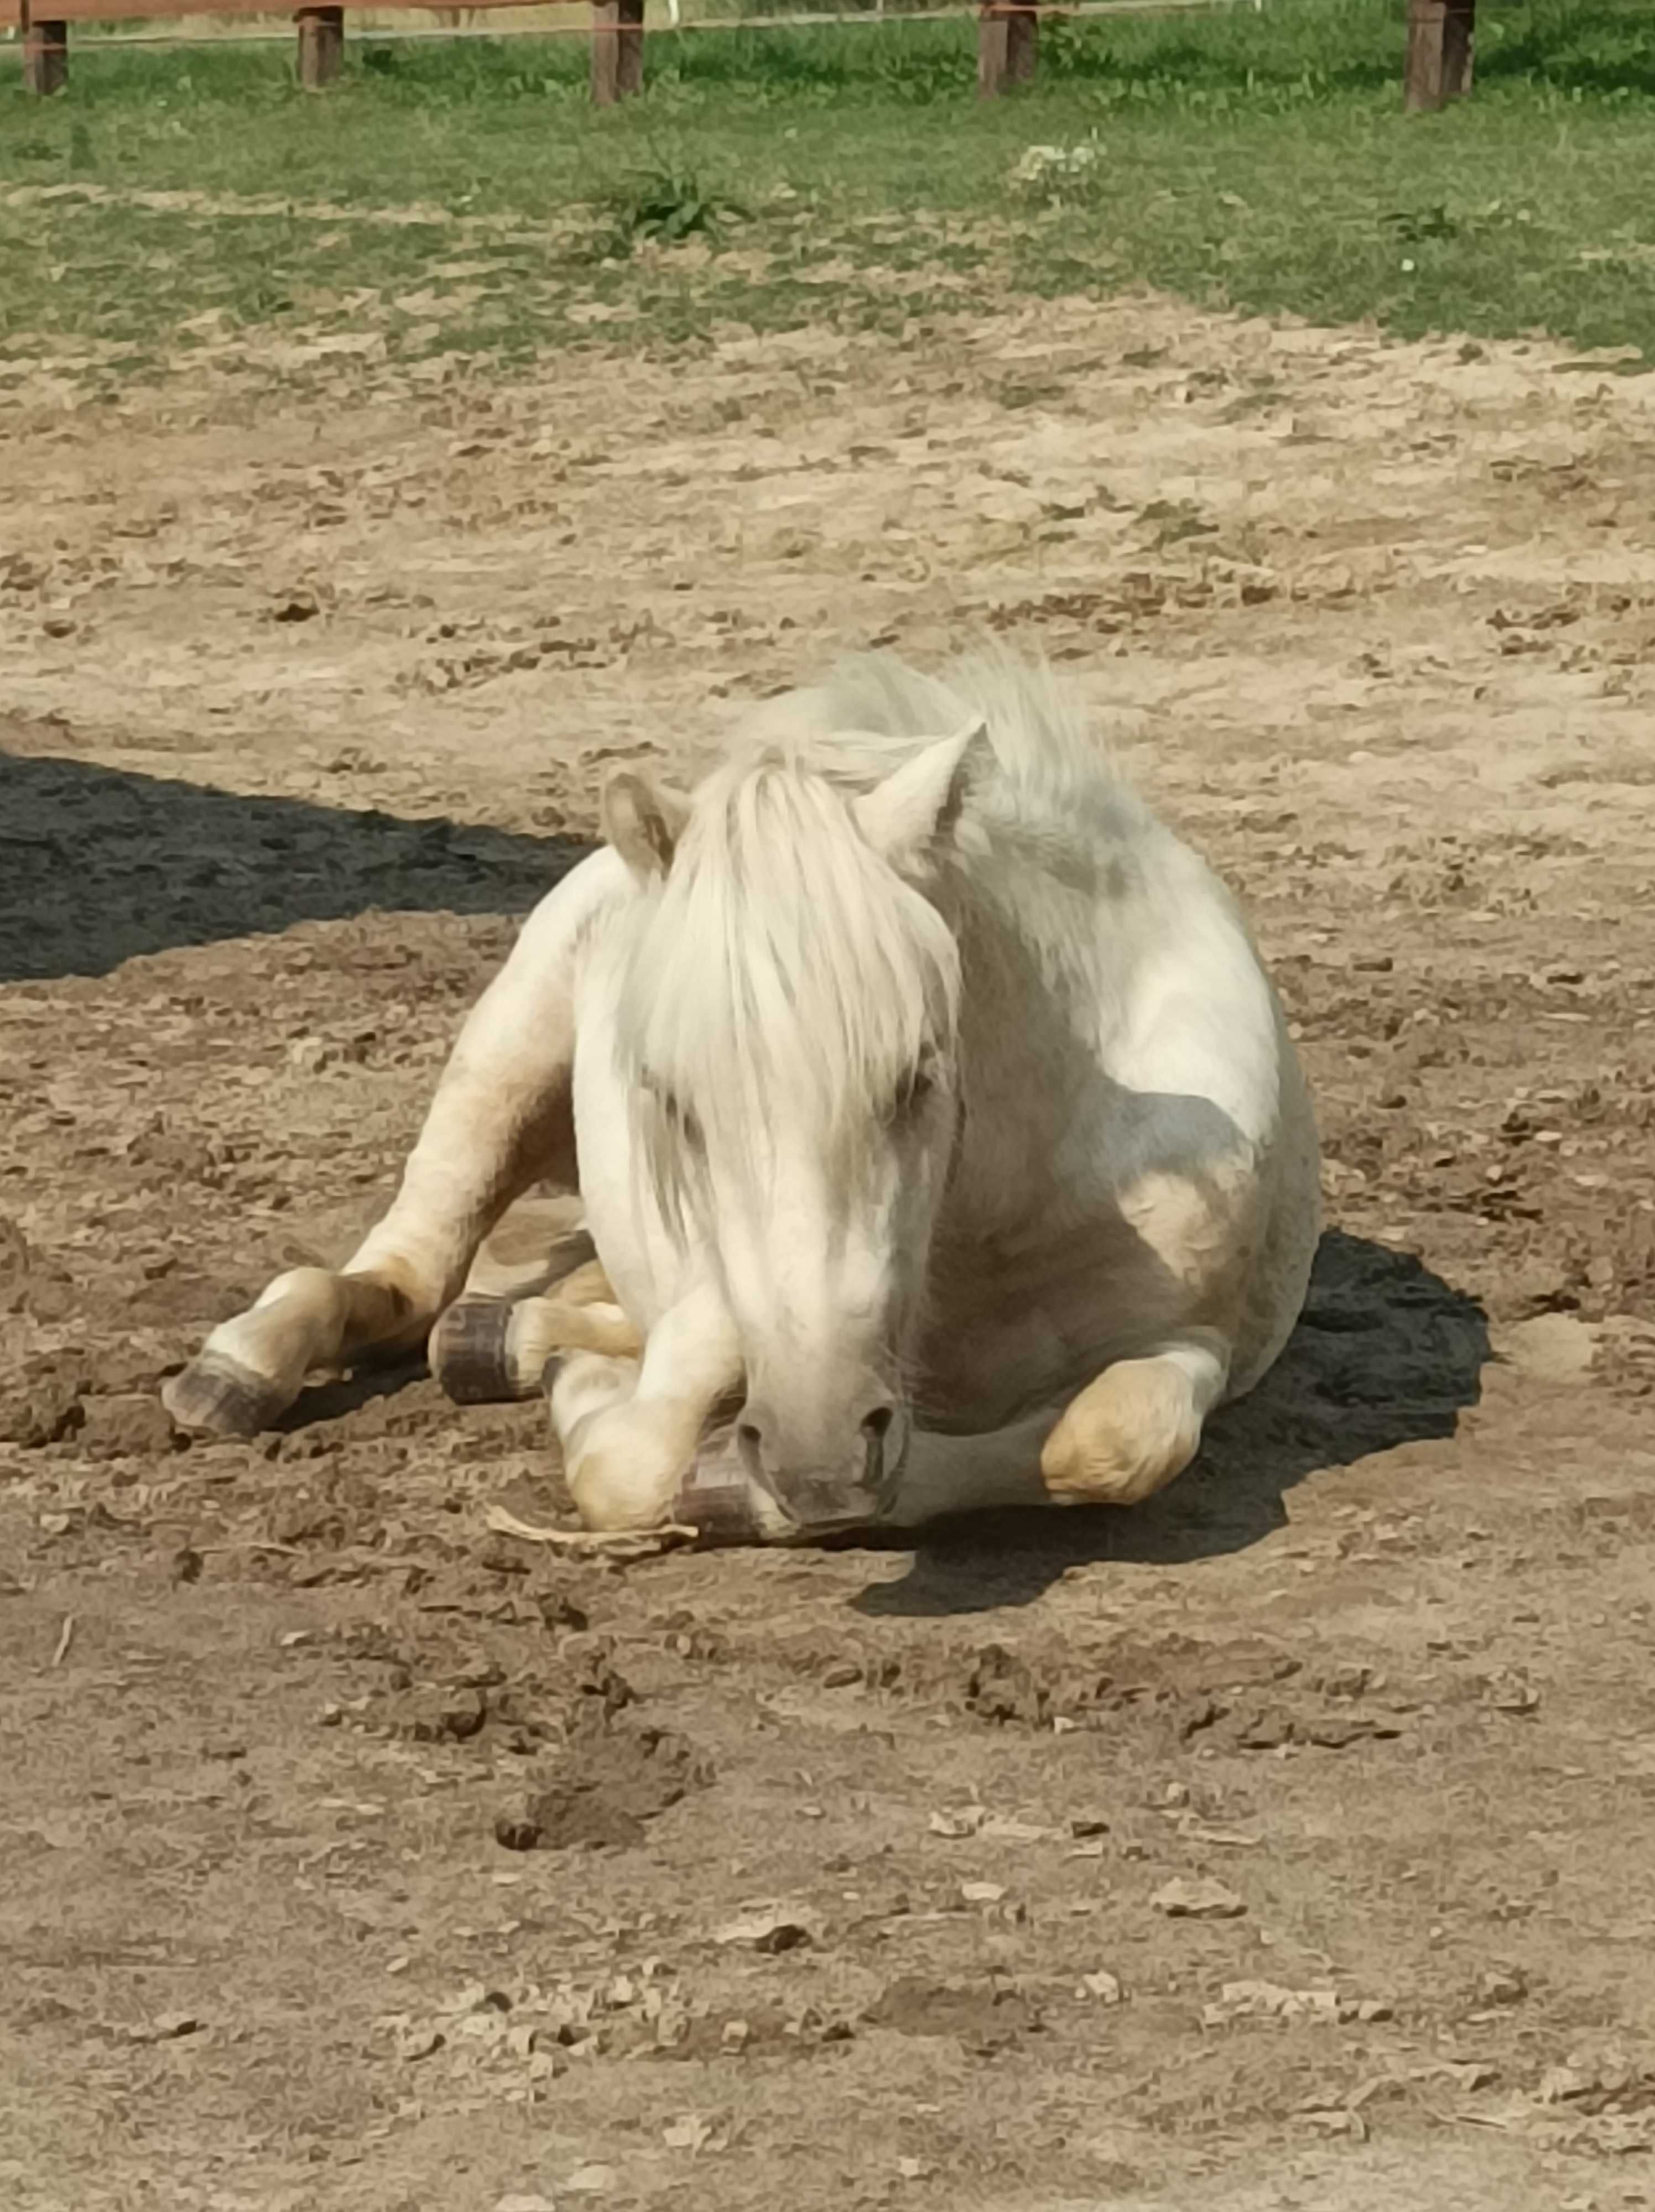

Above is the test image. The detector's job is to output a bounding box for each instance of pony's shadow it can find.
[273,1359,428,1431]
[855,1229,1489,1619]
[0,747,578,984]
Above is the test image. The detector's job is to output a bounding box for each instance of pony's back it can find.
[724,651,1137,838]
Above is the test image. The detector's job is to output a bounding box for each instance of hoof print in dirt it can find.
[0,1352,92,1449]
[711,1905,823,1954]
[77,1392,183,1461]
[866,1975,1042,2056]
[495,1724,712,1853]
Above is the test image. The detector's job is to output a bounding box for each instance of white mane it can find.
[719,648,1136,818]
[611,652,1143,1214]
[613,749,959,1212]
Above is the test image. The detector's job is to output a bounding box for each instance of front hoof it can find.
[163,1353,290,1438]
[673,1444,799,1547]
[673,1470,768,1547]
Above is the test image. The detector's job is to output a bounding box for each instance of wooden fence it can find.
[7,0,1477,108]
[1403,0,1475,106]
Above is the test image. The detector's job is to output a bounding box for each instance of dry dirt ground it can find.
[3,291,1655,2212]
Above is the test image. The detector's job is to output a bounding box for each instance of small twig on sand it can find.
[484,1502,697,1558]
[51,1614,75,1668]
[196,1540,308,1557]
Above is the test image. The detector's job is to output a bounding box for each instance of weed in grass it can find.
[1008,135,1107,208]
[1383,204,1460,244]
[608,163,746,249]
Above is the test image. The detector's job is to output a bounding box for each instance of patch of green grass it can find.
[2,0,1654,392]
[608,163,747,248]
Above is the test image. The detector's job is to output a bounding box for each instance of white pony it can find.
[165,655,1320,1543]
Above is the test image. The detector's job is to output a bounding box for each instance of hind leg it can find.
[1038,1147,1267,1508]
[431,1260,644,1405]
[164,852,625,1436]
[1040,1331,1230,1506]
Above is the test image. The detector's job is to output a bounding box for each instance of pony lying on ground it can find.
[165,654,1321,1544]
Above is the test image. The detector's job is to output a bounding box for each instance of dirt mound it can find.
[498,1721,715,1853]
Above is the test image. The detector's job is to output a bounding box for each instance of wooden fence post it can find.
[591,0,644,104]
[978,1,1037,97]
[1404,0,1474,110]
[22,16,70,93]
[295,5,345,88]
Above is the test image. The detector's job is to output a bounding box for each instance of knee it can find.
[254,1266,340,1313]
[565,1399,699,1532]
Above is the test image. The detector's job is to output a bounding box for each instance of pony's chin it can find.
[762,1456,908,1539]
[673,1432,905,1547]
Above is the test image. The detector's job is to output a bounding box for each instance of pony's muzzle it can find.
[736,1396,905,1530]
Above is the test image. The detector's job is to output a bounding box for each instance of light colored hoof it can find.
[430,1298,533,1406]
[162,1352,290,1438]
[1039,1361,1201,1508]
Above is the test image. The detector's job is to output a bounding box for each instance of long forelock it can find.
[615,750,961,1212]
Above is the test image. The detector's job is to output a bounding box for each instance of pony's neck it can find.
[934,839,1110,1243]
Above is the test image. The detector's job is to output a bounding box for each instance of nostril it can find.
[861,1404,896,1446]
[735,1417,778,1503]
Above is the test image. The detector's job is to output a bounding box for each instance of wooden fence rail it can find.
[7,0,1476,107]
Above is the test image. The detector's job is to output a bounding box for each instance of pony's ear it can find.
[601,770,690,885]
[853,717,991,869]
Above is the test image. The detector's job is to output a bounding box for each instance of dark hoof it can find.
[430,1298,525,1406]
[162,1353,289,1438]
[674,1465,773,1548]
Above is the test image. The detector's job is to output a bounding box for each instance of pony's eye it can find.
[892,1062,936,1121]
[655,1088,704,1151]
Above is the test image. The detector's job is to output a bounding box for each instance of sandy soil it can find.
[3,291,1655,2212]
